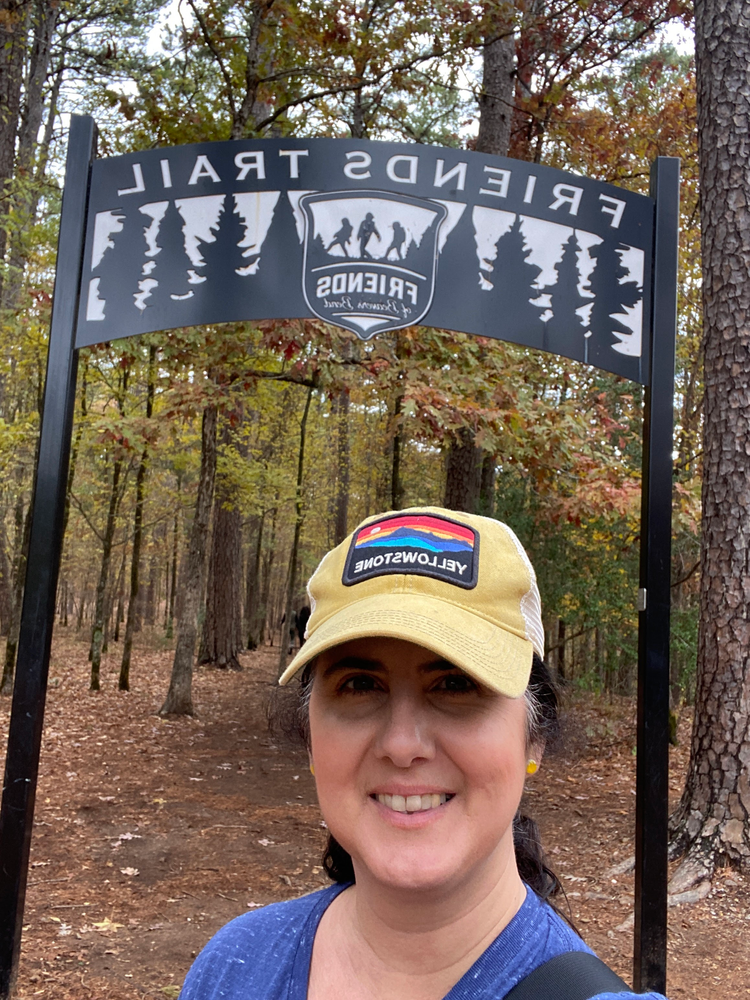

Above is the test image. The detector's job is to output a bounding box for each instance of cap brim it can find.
[278,592,533,697]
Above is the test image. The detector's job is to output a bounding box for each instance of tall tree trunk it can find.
[119,346,156,690]
[259,505,278,645]
[476,27,515,158]
[245,513,264,649]
[0,0,27,311]
[279,384,314,673]
[199,412,243,669]
[444,426,482,512]
[89,456,124,691]
[333,386,350,543]
[1,0,59,313]
[390,390,405,511]
[0,499,30,695]
[0,522,13,635]
[669,0,750,888]
[160,405,217,715]
[478,452,496,516]
[443,23,514,511]
[63,356,88,539]
[111,538,128,644]
[166,503,179,639]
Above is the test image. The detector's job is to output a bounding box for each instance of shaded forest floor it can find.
[0,633,748,1000]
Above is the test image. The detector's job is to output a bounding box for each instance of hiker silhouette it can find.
[358,213,380,259]
[327,218,353,256]
[385,221,406,260]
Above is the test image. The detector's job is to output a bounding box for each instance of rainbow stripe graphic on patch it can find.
[343,513,478,589]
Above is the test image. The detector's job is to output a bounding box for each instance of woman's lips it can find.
[373,792,454,813]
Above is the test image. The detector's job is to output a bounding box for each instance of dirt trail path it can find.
[0,635,747,999]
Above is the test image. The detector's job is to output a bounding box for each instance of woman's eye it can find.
[339,674,381,694]
[434,673,478,694]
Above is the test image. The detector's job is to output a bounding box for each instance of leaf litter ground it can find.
[0,635,748,1000]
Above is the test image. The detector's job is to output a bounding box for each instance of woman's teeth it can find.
[376,793,450,813]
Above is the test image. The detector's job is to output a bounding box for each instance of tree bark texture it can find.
[669,0,750,885]
[0,0,27,277]
[443,426,482,513]
[1,0,59,313]
[160,405,217,715]
[199,413,243,670]
[442,25,514,510]
[476,29,515,158]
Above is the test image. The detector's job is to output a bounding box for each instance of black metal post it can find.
[633,156,680,993]
[0,115,96,998]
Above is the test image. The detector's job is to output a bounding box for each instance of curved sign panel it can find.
[77,138,654,383]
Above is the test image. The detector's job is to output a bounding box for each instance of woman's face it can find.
[308,637,530,894]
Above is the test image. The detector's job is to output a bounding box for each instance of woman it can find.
[180,507,668,1000]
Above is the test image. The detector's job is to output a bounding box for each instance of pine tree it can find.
[144,201,195,314]
[586,240,641,368]
[196,197,248,314]
[490,217,545,347]
[542,234,589,363]
[94,207,150,329]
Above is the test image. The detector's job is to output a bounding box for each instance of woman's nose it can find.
[374,693,435,767]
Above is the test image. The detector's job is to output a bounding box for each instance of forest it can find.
[7,1,750,997]
[0,0,700,708]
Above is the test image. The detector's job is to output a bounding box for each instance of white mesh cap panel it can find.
[499,523,545,659]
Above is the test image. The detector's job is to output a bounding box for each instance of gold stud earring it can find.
[526,759,538,775]
[309,762,315,776]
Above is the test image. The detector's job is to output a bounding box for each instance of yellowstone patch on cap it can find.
[279,506,545,697]
[343,512,478,589]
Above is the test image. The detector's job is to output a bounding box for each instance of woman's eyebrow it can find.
[420,659,461,674]
[321,656,385,678]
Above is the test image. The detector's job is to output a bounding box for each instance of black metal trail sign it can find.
[0,115,679,997]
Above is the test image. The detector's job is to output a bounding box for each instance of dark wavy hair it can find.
[269,652,562,902]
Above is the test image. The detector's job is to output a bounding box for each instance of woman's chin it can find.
[352,848,467,894]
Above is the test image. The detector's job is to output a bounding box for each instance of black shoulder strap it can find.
[504,951,631,1000]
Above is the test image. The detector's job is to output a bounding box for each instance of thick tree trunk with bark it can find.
[160,406,217,715]
[443,26,514,510]
[444,426,482,512]
[199,413,244,671]
[668,0,750,888]
[476,29,515,158]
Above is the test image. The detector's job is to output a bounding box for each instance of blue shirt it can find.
[179,883,668,1000]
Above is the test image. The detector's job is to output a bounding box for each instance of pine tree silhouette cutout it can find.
[144,201,195,311]
[491,217,545,347]
[586,241,641,367]
[94,207,150,325]
[402,213,439,268]
[196,198,249,310]
[542,233,589,363]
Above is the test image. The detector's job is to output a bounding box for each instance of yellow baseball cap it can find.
[278,506,545,697]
